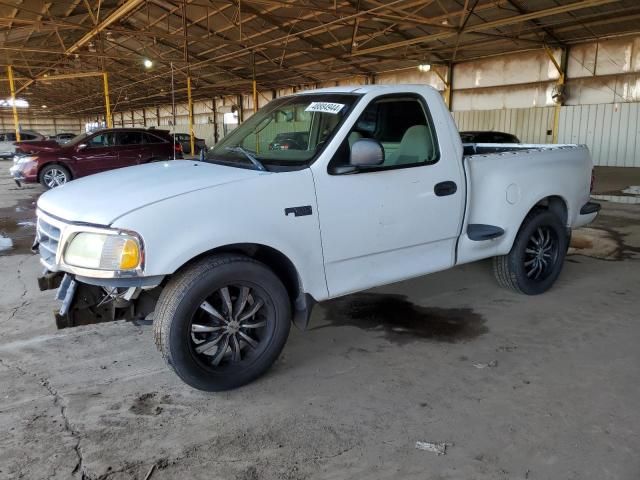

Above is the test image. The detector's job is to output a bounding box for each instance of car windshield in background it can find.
[66,132,92,145]
[460,131,520,144]
[206,93,361,170]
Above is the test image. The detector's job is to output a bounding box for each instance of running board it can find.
[467,224,505,241]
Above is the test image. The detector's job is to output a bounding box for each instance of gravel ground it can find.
[0,167,639,480]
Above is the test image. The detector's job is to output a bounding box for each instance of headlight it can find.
[64,232,141,271]
[15,155,37,164]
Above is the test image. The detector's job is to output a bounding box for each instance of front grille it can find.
[36,216,61,268]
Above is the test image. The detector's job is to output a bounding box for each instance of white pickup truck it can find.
[34,84,600,391]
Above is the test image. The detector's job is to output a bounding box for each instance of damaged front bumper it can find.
[38,271,163,329]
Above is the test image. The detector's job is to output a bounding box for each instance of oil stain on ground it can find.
[318,293,487,344]
[0,197,38,256]
[569,226,640,261]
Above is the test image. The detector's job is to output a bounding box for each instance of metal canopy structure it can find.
[2,0,640,116]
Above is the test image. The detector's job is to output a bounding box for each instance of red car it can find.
[10,128,183,189]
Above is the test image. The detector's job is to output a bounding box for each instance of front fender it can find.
[111,169,329,301]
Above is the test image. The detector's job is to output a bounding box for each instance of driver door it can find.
[76,132,117,177]
[312,95,465,297]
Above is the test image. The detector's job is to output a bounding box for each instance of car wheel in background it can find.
[493,208,568,295]
[40,164,71,189]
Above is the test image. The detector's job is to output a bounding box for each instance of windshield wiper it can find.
[224,146,267,171]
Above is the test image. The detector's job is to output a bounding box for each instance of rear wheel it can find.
[153,254,291,391]
[493,209,568,295]
[40,164,71,189]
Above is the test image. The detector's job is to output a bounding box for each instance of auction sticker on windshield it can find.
[305,102,345,114]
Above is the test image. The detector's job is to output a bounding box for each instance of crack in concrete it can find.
[0,357,87,479]
[3,257,29,324]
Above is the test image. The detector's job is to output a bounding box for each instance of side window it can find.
[116,131,143,146]
[331,96,439,172]
[143,132,165,144]
[87,133,113,147]
[4,133,17,142]
[21,133,35,140]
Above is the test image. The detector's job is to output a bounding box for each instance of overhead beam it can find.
[15,0,145,94]
[351,0,619,57]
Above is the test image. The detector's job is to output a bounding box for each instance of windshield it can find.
[206,93,360,170]
[67,132,92,146]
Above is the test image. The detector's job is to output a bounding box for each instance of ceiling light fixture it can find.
[418,64,431,72]
[143,59,153,69]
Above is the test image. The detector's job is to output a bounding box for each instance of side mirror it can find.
[350,138,384,166]
[333,139,384,174]
[77,143,87,150]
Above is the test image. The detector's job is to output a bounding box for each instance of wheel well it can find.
[531,196,568,226]
[188,243,302,305]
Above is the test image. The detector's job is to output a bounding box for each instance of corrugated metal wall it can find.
[0,114,82,137]
[452,104,640,167]
[452,107,555,144]
[558,103,640,167]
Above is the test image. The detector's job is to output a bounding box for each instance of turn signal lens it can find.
[119,238,140,270]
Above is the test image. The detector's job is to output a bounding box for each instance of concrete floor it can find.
[0,165,639,480]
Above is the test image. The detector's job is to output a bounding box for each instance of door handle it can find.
[434,181,457,196]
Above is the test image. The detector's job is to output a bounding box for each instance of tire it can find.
[153,254,291,391]
[40,164,71,189]
[493,209,568,295]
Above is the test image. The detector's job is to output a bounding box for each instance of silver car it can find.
[0,130,45,158]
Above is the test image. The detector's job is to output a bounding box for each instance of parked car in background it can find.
[48,133,77,144]
[10,128,182,189]
[268,131,310,150]
[173,133,206,154]
[460,131,521,144]
[0,130,45,158]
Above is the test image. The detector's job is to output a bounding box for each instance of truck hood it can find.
[38,160,264,225]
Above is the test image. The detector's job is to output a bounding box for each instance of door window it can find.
[1,133,17,142]
[331,96,439,172]
[87,132,114,147]
[143,132,166,144]
[116,131,143,146]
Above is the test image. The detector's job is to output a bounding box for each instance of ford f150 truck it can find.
[33,85,600,391]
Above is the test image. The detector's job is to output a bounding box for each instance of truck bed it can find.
[456,143,593,265]
[463,143,584,156]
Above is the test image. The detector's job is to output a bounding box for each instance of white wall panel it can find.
[559,103,640,167]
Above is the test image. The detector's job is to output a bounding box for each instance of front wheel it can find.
[40,164,71,189]
[493,209,568,295]
[153,255,291,391]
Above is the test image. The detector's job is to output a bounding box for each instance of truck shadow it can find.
[314,293,487,345]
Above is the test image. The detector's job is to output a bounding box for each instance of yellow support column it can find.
[432,66,452,111]
[7,66,20,142]
[252,52,258,113]
[103,72,113,128]
[252,80,258,114]
[544,46,565,144]
[187,75,195,156]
